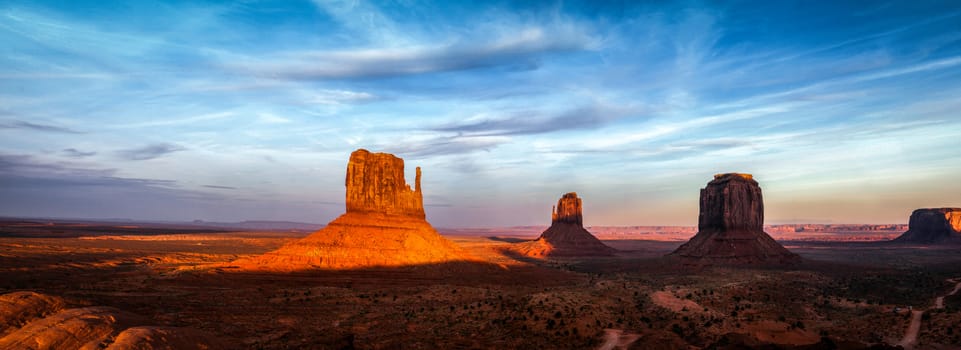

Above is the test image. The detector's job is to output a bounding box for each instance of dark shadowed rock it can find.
[236,149,472,270]
[513,192,615,257]
[893,208,961,244]
[670,173,799,265]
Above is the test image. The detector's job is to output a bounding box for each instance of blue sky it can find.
[2,1,960,227]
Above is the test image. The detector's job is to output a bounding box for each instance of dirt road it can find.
[597,329,640,350]
[897,278,961,349]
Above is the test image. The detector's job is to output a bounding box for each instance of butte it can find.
[236,149,470,271]
[892,208,961,244]
[669,173,799,265]
[513,192,616,257]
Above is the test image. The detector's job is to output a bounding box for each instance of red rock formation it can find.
[236,149,471,270]
[670,173,799,265]
[514,192,615,257]
[345,149,424,219]
[0,291,65,336]
[551,192,583,226]
[0,292,225,350]
[893,208,961,244]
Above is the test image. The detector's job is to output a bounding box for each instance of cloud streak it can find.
[61,148,96,158]
[0,120,82,134]
[387,135,507,159]
[115,143,185,161]
[230,27,595,80]
[432,103,640,136]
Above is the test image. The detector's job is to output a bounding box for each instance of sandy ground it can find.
[597,328,640,350]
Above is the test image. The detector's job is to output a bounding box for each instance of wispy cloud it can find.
[115,143,185,161]
[432,103,640,136]
[387,135,507,158]
[0,153,172,187]
[0,120,82,134]
[229,27,595,80]
[203,184,236,190]
[61,148,96,158]
[111,112,234,129]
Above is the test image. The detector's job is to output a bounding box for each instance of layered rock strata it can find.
[0,291,225,350]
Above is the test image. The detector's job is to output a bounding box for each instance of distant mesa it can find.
[513,192,616,257]
[235,149,472,270]
[669,173,800,265]
[892,208,961,244]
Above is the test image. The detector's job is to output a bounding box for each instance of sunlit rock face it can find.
[345,149,424,219]
[236,149,471,270]
[0,291,225,350]
[551,192,583,226]
[893,208,961,244]
[514,192,615,257]
[670,173,799,265]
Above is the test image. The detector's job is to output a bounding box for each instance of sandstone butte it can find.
[670,173,800,265]
[235,149,472,271]
[0,291,225,350]
[513,192,616,257]
[893,208,961,244]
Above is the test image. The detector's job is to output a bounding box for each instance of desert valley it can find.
[1,149,960,349]
[3,1,961,349]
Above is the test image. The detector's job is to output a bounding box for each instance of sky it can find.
[1,1,960,227]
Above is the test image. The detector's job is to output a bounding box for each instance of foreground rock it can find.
[236,149,472,271]
[0,291,65,337]
[893,208,961,244]
[0,292,225,350]
[670,173,799,265]
[513,192,615,257]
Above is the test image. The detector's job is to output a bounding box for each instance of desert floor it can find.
[1,222,960,349]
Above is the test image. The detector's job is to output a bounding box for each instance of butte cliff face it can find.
[551,192,583,226]
[670,173,799,265]
[514,192,615,257]
[236,149,469,270]
[345,149,424,219]
[893,208,961,244]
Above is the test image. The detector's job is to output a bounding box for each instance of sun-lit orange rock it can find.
[893,208,961,244]
[0,291,65,337]
[345,149,424,219]
[513,192,616,257]
[670,173,799,265]
[235,149,472,270]
[0,291,225,350]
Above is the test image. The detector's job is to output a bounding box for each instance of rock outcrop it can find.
[670,173,799,265]
[345,149,424,218]
[236,149,471,270]
[0,292,225,350]
[551,192,583,226]
[513,192,615,257]
[893,208,961,244]
[0,291,65,337]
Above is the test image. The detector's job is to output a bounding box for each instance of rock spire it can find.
[514,192,615,257]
